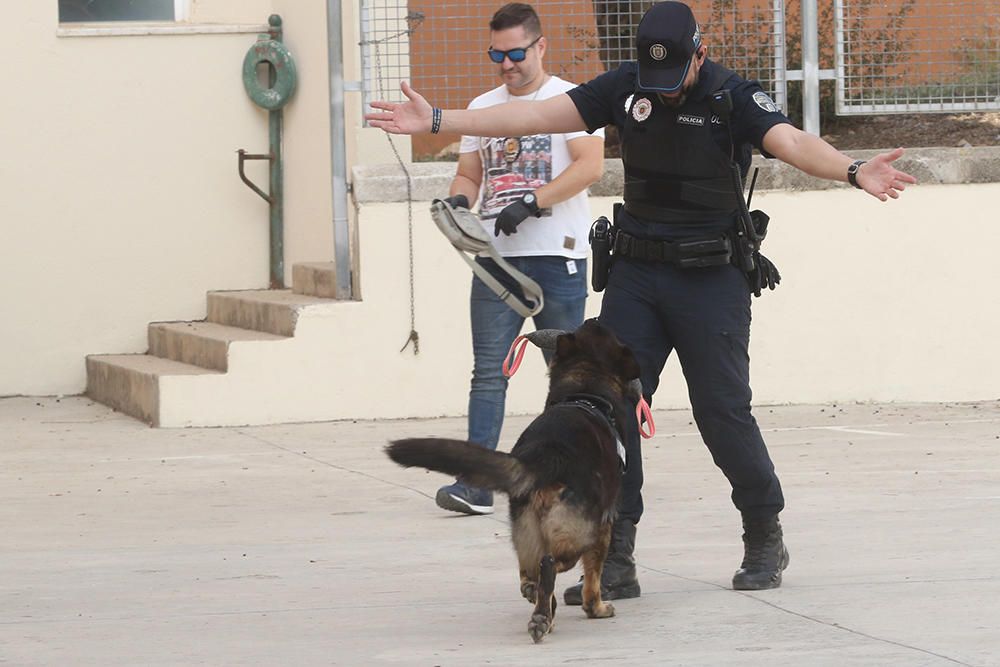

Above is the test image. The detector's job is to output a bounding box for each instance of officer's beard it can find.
[659,92,688,108]
[657,69,701,108]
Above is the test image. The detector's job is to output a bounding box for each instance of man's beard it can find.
[658,70,700,108]
[660,92,688,108]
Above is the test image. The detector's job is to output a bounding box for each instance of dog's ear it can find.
[619,345,641,381]
[554,332,577,360]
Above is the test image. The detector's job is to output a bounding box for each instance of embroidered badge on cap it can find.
[753,91,778,112]
[649,44,667,61]
[632,97,653,122]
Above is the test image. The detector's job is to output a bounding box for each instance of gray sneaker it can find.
[435,481,494,515]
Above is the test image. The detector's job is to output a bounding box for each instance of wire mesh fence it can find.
[835,0,1000,113]
[358,0,1000,154]
[360,0,788,157]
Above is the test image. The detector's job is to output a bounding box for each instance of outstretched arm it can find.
[533,135,604,209]
[365,81,589,138]
[761,123,917,202]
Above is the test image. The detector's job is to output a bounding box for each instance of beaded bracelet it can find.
[431,107,442,134]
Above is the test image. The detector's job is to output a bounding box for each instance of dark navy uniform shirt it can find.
[567,60,793,239]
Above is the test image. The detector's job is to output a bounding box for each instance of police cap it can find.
[636,1,702,93]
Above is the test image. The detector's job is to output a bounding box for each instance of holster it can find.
[589,214,615,293]
[729,209,780,297]
[750,209,770,240]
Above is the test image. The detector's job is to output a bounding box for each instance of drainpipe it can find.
[326,0,353,299]
[801,0,821,135]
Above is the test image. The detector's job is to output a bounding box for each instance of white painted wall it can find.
[340,184,1000,421]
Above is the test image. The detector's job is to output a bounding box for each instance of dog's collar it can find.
[557,393,627,470]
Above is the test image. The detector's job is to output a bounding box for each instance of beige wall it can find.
[346,184,1000,415]
[3,1,998,413]
[1,2,341,397]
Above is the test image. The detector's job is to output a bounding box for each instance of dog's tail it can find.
[386,438,535,497]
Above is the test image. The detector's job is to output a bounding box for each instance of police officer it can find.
[366,0,916,601]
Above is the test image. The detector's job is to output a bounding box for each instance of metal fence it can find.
[835,0,1000,113]
[358,0,1000,148]
[360,0,788,155]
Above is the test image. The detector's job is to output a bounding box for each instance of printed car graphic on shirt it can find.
[481,167,546,218]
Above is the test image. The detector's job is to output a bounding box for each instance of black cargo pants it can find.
[598,256,784,523]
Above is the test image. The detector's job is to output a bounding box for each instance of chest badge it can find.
[631,97,653,122]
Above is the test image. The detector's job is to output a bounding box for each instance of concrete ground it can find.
[1,396,998,666]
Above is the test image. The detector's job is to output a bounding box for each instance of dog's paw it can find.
[528,612,552,643]
[520,582,537,603]
[583,601,615,619]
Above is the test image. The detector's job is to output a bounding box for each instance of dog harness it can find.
[557,393,627,471]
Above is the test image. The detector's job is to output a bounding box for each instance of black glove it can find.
[440,194,470,210]
[494,193,541,237]
[748,252,781,297]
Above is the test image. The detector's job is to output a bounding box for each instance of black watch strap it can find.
[847,159,866,189]
[522,193,541,215]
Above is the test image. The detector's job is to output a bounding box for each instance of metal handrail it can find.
[237,150,274,204]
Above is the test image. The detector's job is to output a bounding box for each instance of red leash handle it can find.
[503,335,530,378]
[637,397,655,439]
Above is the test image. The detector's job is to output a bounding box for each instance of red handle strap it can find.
[506,333,654,438]
[637,397,655,439]
[503,335,530,378]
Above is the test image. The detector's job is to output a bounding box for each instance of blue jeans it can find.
[468,256,588,451]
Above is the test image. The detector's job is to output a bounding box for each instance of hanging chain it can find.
[361,11,424,354]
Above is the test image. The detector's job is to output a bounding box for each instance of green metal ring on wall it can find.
[242,36,298,110]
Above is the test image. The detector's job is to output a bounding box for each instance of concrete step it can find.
[292,262,339,298]
[148,321,289,372]
[206,289,335,336]
[86,354,222,426]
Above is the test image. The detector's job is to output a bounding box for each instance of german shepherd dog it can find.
[386,320,641,643]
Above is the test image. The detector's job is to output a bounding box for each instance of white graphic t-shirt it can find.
[460,76,604,259]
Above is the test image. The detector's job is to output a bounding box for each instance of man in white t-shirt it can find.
[435,2,605,516]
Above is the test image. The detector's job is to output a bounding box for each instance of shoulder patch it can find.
[752,91,778,113]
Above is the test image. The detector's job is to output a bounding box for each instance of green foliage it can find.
[886,26,1000,103]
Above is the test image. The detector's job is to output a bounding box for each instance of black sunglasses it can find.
[487,35,542,63]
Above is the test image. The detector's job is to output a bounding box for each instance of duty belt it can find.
[613,230,732,268]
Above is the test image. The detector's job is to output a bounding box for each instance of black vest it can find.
[621,65,741,225]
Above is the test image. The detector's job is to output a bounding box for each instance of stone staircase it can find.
[86,263,345,427]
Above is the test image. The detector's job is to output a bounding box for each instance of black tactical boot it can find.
[732,515,790,590]
[563,519,640,605]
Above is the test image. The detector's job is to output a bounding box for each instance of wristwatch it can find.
[847,159,866,189]
[522,192,541,216]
